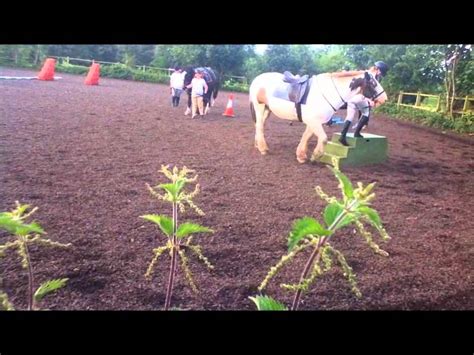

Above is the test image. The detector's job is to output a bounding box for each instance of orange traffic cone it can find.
[223,94,235,117]
[37,58,56,81]
[85,62,100,85]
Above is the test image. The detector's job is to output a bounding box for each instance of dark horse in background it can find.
[183,67,220,115]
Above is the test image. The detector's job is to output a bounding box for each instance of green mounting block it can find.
[318,133,388,167]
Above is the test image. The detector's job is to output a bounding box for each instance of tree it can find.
[47,45,120,62]
[314,45,349,73]
[443,45,472,116]
[205,45,253,76]
[263,45,298,73]
[290,45,318,75]
[118,45,155,66]
[152,45,173,68]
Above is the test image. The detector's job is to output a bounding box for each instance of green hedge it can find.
[55,62,167,82]
[375,102,473,134]
[222,79,249,93]
[56,63,89,75]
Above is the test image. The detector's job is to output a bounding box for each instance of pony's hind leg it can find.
[253,102,271,154]
[184,91,192,115]
[204,100,210,114]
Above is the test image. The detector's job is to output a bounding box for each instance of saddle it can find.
[196,67,213,84]
[283,71,309,102]
[282,71,312,122]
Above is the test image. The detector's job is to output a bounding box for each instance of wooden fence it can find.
[397,91,473,116]
[50,56,173,76]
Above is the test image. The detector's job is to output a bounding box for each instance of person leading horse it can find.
[183,67,220,116]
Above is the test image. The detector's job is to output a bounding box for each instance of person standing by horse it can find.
[185,69,208,119]
[169,66,185,107]
[338,61,389,146]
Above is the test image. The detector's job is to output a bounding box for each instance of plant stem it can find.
[291,238,323,310]
[164,243,177,310]
[290,199,358,311]
[23,239,35,311]
[164,201,179,310]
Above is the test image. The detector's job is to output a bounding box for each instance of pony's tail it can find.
[250,101,256,123]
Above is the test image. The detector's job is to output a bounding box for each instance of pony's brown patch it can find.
[256,87,268,105]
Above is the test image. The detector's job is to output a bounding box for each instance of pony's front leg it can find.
[204,102,210,114]
[307,119,328,162]
[296,125,314,163]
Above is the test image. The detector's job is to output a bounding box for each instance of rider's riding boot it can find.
[354,115,369,138]
[338,120,351,146]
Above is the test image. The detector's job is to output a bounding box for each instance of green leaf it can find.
[159,179,186,200]
[159,183,179,199]
[324,203,355,230]
[328,166,354,199]
[358,206,382,228]
[34,278,68,302]
[15,222,44,236]
[249,295,288,311]
[324,203,344,228]
[0,216,44,236]
[176,223,213,239]
[0,215,22,234]
[141,214,173,236]
[288,217,332,252]
[175,178,186,193]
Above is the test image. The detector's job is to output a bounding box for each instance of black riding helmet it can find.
[374,61,389,76]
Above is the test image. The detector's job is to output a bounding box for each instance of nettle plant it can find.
[142,165,214,310]
[251,159,391,311]
[0,201,70,310]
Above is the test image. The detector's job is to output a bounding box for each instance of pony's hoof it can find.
[310,152,323,162]
[296,150,307,163]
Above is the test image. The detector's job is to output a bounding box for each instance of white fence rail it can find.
[50,56,173,76]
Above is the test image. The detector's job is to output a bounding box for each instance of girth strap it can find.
[296,77,313,122]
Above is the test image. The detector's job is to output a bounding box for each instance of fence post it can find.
[397,91,403,109]
[462,95,469,115]
[435,95,441,112]
[415,92,421,107]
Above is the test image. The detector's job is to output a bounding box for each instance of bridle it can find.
[315,71,385,112]
[363,73,385,101]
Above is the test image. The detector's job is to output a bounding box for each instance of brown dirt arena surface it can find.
[1,68,473,310]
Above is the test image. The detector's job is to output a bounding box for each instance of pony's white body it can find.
[251,73,337,122]
[249,69,387,163]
